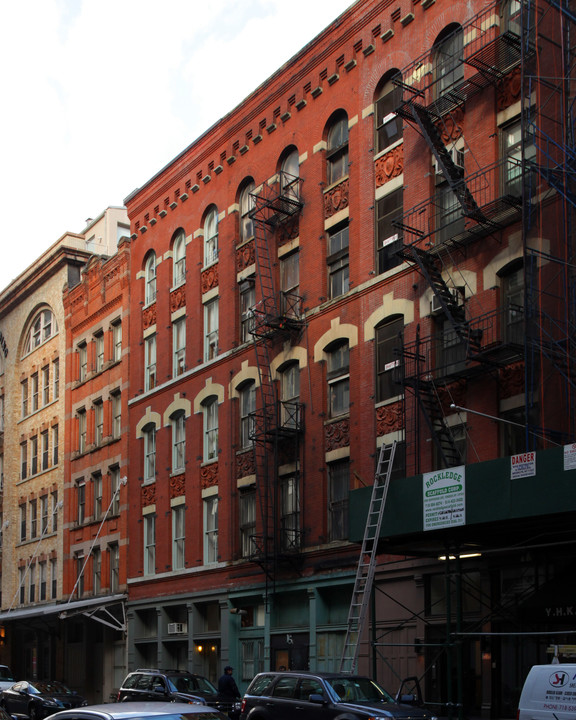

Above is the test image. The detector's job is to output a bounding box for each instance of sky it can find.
[0,0,355,292]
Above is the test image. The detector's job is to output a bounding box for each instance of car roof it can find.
[49,701,223,720]
[253,671,371,679]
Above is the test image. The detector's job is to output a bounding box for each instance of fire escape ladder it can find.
[409,103,485,223]
[339,441,398,675]
[401,245,481,354]
[417,380,463,469]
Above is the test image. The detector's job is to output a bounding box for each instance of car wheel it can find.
[29,704,39,720]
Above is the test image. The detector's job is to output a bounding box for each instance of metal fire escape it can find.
[248,171,306,584]
[392,3,530,473]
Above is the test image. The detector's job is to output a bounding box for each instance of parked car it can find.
[0,680,87,720]
[116,670,237,717]
[0,667,15,692]
[239,671,439,720]
[47,701,227,720]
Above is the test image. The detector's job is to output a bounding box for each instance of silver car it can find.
[48,701,227,720]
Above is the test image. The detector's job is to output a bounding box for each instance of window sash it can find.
[144,429,156,481]
[172,506,186,570]
[172,416,186,472]
[145,336,157,390]
[173,320,186,377]
[204,498,218,564]
[204,401,219,461]
[204,301,219,361]
[144,515,156,575]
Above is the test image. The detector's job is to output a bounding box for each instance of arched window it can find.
[327,341,350,417]
[143,423,156,482]
[499,260,524,345]
[145,253,157,305]
[280,362,300,429]
[24,309,58,354]
[326,112,349,185]
[239,381,256,450]
[375,316,404,402]
[280,148,300,201]
[203,397,218,462]
[375,71,403,152]
[172,231,186,287]
[171,411,186,473]
[204,207,219,266]
[239,182,255,241]
[434,25,464,98]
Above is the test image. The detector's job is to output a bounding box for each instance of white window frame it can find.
[145,335,157,391]
[203,398,218,462]
[145,254,157,305]
[204,299,219,361]
[144,425,156,482]
[240,383,256,449]
[144,514,156,575]
[173,318,186,377]
[203,497,218,564]
[172,505,185,570]
[204,207,219,266]
[112,322,122,362]
[173,231,186,287]
[172,413,186,473]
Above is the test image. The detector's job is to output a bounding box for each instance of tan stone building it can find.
[0,207,128,681]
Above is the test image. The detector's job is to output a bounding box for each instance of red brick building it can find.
[123,0,576,717]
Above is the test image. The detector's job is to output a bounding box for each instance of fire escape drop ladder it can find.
[339,441,397,675]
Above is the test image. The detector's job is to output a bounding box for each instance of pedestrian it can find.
[218,665,240,702]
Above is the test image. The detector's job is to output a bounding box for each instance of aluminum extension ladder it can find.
[339,440,397,674]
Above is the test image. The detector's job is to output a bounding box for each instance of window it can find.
[24,309,57,354]
[30,372,39,412]
[93,472,103,520]
[240,489,256,559]
[240,382,256,449]
[39,562,47,601]
[78,342,88,382]
[41,430,49,471]
[92,548,101,594]
[203,398,218,462]
[436,176,465,245]
[173,318,186,377]
[144,514,156,575]
[112,391,121,439]
[95,332,105,372]
[21,379,28,417]
[280,148,300,202]
[19,567,25,604]
[110,467,121,516]
[434,25,464,98]
[281,363,300,429]
[78,409,87,454]
[52,425,59,466]
[94,400,104,446]
[20,441,27,480]
[41,366,50,405]
[239,280,256,343]
[280,251,300,317]
[173,230,186,287]
[109,543,120,593]
[500,261,524,344]
[329,460,350,541]
[500,406,526,456]
[50,558,57,599]
[280,476,300,551]
[144,424,156,482]
[145,253,157,305]
[376,188,403,274]
[375,73,403,151]
[172,505,185,570]
[437,315,467,375]
[51,491,59,532]
[52,358,60,398]
[204,299,219,361]
[29,564,35,603]
[20,504,26,542]
[239,182,256,241]
[204,207,219,265]
[328,342,350,418]
[30,499,38,538]
[75,553,84,597]
[503,119,536,198]
[328,223,349,299]
[172,412,186,473]
[204,497,218,564]
[145,335,157,391]
[76,480,86,524]
[326,112,349,185]
[40,496,48,534]
[112,321,122,362]
[376,317,404,402]
[31,435,38,475]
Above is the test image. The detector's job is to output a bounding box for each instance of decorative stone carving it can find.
[277,216,300,246]
[323,178,349,219]
[201,265,219,294]
[236,240,255,272]
[376,402,403,436]
[497,67,522,111]
[436,107,464,143]
[375,145,404,188]
[170,286,186,313]
[142,304,156,329]
[201,462,219,489]
[500,361,525,398]
[325,418,350,451]
[141,483,156,505]
[236,451,255,479]
[170,473,185,498]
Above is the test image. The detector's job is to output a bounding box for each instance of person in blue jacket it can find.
[218,665,240,701]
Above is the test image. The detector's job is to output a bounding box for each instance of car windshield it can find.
[34,681,73,695]
[129,714,222,720]
[166,676,217,694]
[326,677,395,703]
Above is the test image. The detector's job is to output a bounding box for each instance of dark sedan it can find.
[0,680,87,720]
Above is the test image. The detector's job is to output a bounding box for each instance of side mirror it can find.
[309,694,326,705]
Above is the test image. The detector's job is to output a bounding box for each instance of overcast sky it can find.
[0,0,354,292]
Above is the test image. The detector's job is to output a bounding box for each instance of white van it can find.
[518,664,576,720]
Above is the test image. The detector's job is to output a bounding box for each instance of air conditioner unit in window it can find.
[167,622,187,635]
[430,287,464,315]
[432,145,465,178]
